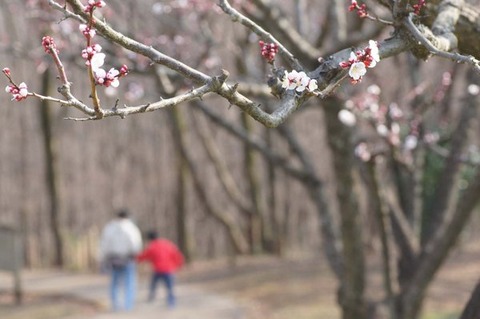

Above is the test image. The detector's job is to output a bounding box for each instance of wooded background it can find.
[1,1,480,319]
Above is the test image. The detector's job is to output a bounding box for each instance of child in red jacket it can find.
[136,230,184,307]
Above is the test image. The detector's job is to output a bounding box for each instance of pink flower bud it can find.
[42,36,59,54]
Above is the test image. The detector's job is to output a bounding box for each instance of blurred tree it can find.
[1,1,480,319]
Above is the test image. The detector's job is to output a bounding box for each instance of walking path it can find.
[0,269,251,319]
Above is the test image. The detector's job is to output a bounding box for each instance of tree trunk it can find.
[241,112,263,254]
[323,97,366,319]
[38,68,64,267]
[459,281,480,319]
[400,71,480,319]
[367,160,399,319]
[169,107,249,254]
[174,127,194,263]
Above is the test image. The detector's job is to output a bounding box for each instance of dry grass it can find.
[180,242,480,319]
[0,292,99,319]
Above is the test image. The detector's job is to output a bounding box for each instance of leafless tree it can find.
[1,1,480,319]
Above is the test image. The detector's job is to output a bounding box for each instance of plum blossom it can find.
[355,142,371,162]
[3,68,29,102]
[94,65,128,87]
[339,40,380,83]
[90,52,106,70]
[404,135,418,150]
[82,44,105,69]
[389,103,404,120]
[41,36,58,54]
[85,0,106,13]
[5,82,29,101]
[281,70,318,94]
[338,109,357,127]
[349,0,367,18]
[468,84,480,96]
[95,68,119,87]
[376,124,389,137]
[349,61,367,81]
[424,132,439,144]
[259,41,279,63]
[367,84,381,95]
[413,0,426,15]
[367,40,380,67]
[79,24,96,39]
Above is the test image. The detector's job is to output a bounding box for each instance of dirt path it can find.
[2,243,479,319]
[0,270,252,319]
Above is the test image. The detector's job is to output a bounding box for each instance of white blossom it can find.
[282,70,317,93]
[377,124,389,136]
[90,52,106,71]
[355,143,371,162]
[367,84,381,95]
[307,79,318,92]
[349,61,367,81]
[18,82,28,97]
[368,40,380,67]
[338,109,357,127]
[468,84,480,96]
[404,135,418,150]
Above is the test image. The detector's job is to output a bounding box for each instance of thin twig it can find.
[218,0,303,70]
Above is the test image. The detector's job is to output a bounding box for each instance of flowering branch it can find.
[348,0,393,25]
[339,40,381,83]
[41,36,69,86]
[1,0,475,133]
[3,0,411,126]
[3,68,30,102]
[82,1,107,117]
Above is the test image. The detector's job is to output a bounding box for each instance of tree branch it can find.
[403,13,480,75]
[218,0,304,70]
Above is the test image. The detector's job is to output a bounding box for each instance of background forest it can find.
[1,1,480,319]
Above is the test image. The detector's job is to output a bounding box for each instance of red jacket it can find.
[136,239,184,273]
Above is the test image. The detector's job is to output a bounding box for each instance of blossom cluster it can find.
[84,0,106,13]
[348,0,367,18]
[79,1,128,87]
[41,36,59,54]
[413,0,426,15]
[342,84,443,163]
[281,70,318,93]
[3,68,29,102]
[81,44,105,68]
[95,65,128,88]
[79,24,96,39]
[5,82,29,101]
[259,41,279,63]
[339,40,380,83]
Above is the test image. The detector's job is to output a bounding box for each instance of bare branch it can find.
[219,0,305,70]
[248,0,321,63]
[403,13,480,75]
[48,0,85,23]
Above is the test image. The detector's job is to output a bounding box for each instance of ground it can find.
[0,242,479,319]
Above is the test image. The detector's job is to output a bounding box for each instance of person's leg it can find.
[124,261,137,311]
[148,272,161,302]
[163,273,176,308]
[110,267,122,311]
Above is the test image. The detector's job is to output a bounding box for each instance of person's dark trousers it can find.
[148,272,175,307]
